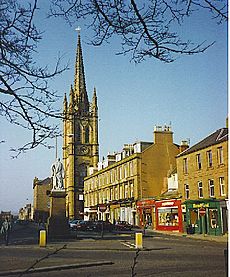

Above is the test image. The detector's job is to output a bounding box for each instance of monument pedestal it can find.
[47,190,69,239]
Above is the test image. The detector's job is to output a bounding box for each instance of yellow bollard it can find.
[39,230,46,247]
[135,232,143,249]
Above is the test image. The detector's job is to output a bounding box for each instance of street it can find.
[0,223,227,277]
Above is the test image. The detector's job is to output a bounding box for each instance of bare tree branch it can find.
[0,0,69,157]
[50,0,227,63]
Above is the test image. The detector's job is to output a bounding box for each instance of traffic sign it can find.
[199,208,206,216]
[98,204,107,212]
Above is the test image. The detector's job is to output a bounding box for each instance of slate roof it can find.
[177,128,228,157]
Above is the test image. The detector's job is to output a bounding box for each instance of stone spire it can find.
[63,93,68,114]
[91,87,98,116]
[74,32,89,113]
[69,85,74,113]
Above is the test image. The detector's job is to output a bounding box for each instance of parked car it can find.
[114,221,133,231]
[93,220,114,232]
[75,220,95,231]
[69,219,83,230]
[74,220,114,232]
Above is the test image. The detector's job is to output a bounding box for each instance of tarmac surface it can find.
[0,227,228,276]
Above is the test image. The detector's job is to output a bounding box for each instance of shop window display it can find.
[158,208,179,226]
[209,209,218,229]
[189,209,198,226]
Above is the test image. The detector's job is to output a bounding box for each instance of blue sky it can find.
[0,2,227,213]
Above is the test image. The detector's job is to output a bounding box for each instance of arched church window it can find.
[75,123,81,143]
[85,126,89,143]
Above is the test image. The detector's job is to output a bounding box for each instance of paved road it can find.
[0,223,227,277]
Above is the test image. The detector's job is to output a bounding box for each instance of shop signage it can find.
[199,208,206,216]
[193,203,209,208]
[161,201,175,207]
[137,199,155,208]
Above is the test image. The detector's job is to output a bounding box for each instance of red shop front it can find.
[136,199,155,229]
[155,199,183,232]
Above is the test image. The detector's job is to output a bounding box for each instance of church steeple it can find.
[69,85,74,113]
[63,93,68,114]
[74,31,89,113]
[91,87,98,116]
[63,30,99,220]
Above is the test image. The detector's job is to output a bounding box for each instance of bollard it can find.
[39,230,46,247]
[135,232,143,249]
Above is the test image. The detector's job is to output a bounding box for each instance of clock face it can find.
[80,146,89,154]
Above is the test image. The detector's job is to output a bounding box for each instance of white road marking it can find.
[120,241,136,249]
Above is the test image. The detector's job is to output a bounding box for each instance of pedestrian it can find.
[1,218,11,246]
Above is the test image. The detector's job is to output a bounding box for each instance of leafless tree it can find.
[0,0,68,157]
[50,0,227,63]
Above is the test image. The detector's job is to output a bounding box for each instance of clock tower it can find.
[63,32,99,219]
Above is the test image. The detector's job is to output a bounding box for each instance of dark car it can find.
[75,220,95,231]
[74,220,114,232]
[93,220,114,232]
[114,221,133,231]
[69,219,83,230]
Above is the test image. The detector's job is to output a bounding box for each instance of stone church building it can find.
[62,33,99,219]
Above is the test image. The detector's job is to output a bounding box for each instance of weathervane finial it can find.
[75,26,81,35]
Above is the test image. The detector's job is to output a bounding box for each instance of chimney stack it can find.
[179,140,189,153]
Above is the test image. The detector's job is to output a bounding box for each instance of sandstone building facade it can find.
[176,127,228,235]
[84,126,181,227]
[33,177,52,223]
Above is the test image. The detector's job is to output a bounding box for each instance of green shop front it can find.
[184,199,226,236]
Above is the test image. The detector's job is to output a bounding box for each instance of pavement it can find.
[146,229,229,243]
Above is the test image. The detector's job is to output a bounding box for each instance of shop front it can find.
[155,199,183,232]
[220,199,228,234]
[119,203,135,225]
[185,199,225,236]
[136,199,155,229]
[84,206,98,221]
[109,200,136,225]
